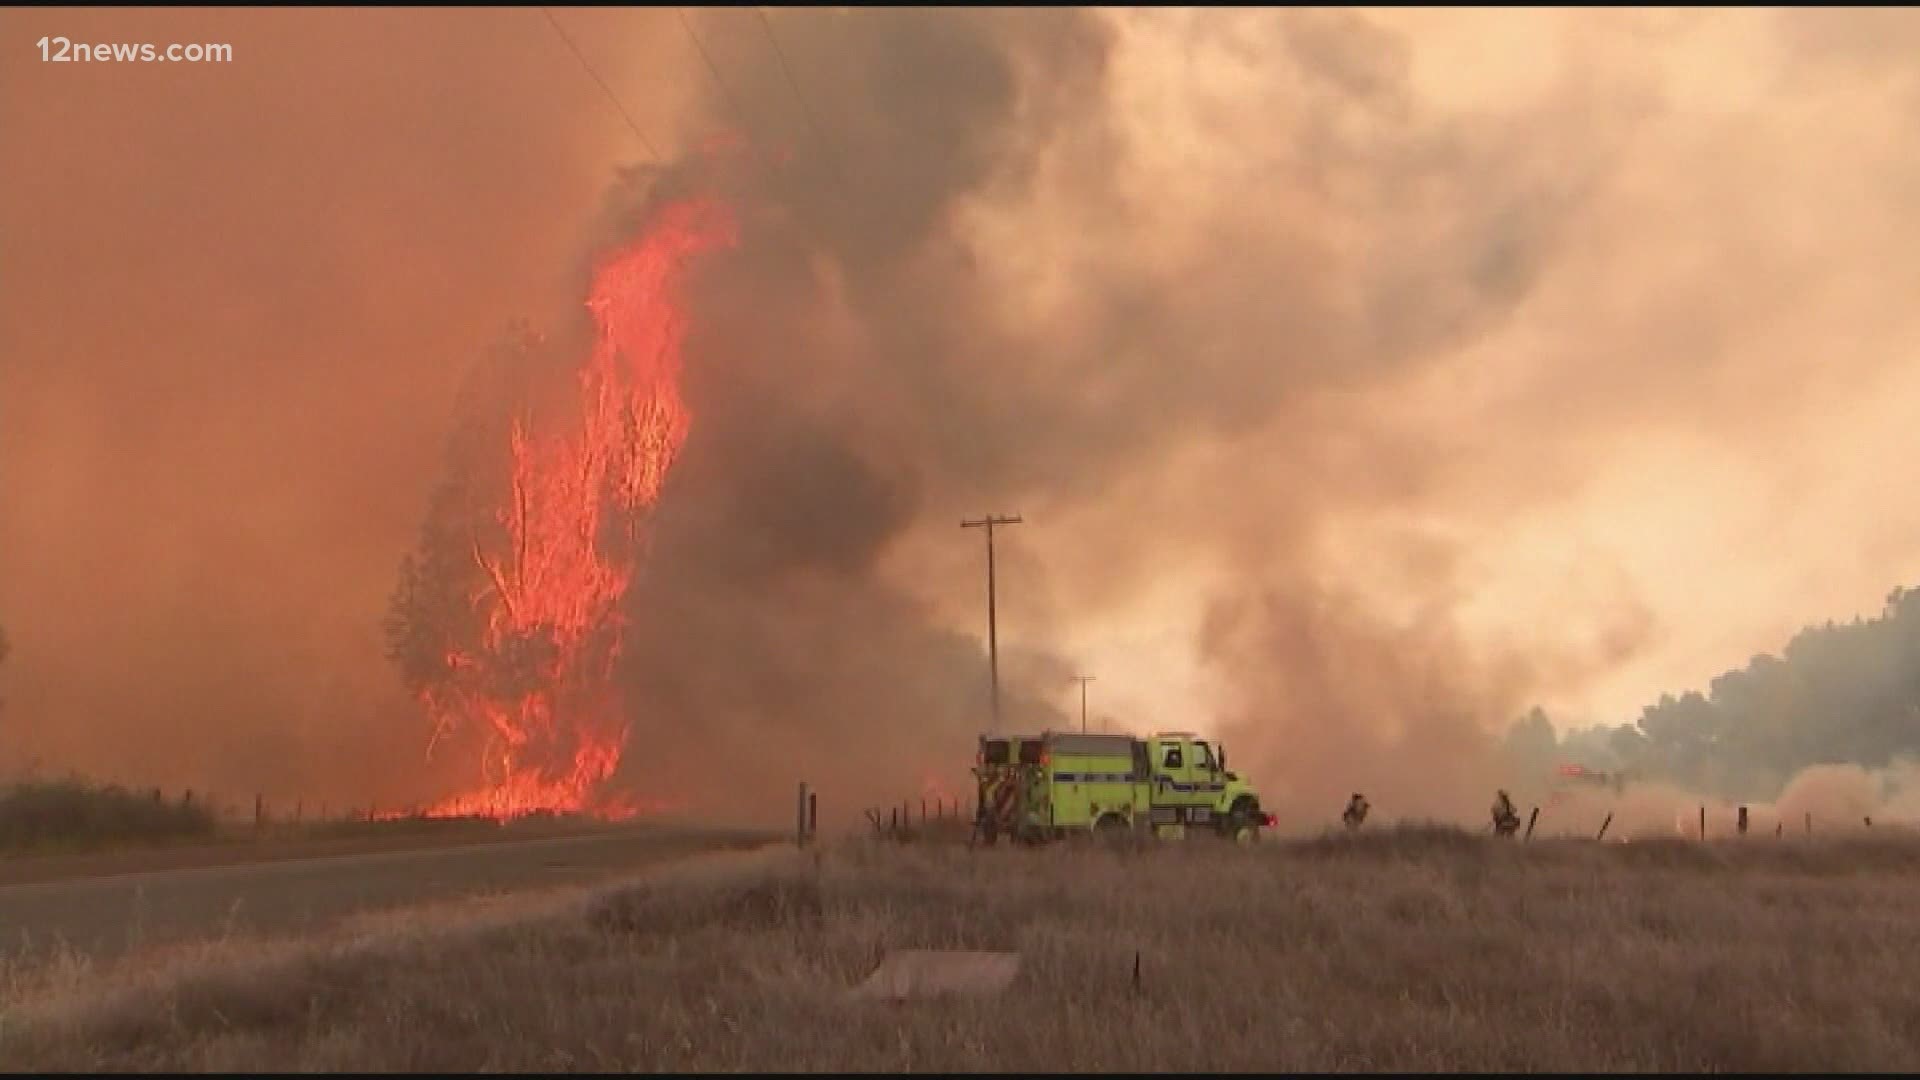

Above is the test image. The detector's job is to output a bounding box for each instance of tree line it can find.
[1505,585,1920,800]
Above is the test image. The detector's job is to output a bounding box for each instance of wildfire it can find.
[920,771,965,811]
[413,197,737,821]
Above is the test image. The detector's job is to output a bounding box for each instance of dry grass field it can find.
[0,777,680,888]
[0,810,633,889]
[0,780,217,856]
[5,824,1920,1072]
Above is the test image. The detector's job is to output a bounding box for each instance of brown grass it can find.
[0,810,650,888]
[0,779,215,855]
[6,824,1920,1071]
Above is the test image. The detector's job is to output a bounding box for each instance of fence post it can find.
[890,807,899,836]
[796,781,809,848]
[254,793,264,829]
[1596,812,1613,842]
[1737,806,1748,836]
[295,799,303,823]
[1698,805,1706,841]
[1524,806,1539,841]
[808,790,818,843]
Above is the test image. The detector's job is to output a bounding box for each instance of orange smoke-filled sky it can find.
[0,8,699,801]
[2,8,1918,809]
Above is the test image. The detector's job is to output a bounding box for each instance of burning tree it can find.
[384,198,736,820]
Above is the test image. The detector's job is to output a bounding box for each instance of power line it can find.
[751,7,848,187]
[539,6,662,162]
[674,7,762,155]
[673,7,844,252]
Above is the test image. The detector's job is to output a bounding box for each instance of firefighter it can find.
[1491,789,1520,837]
[1342,793,1370,831]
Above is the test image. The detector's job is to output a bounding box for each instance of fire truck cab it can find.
[1144,732,1267,837]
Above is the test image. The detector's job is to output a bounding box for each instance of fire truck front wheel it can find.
[1223,797,1262,843]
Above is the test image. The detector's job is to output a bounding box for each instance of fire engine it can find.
[971,729,1274,845]
[1558,762,1627,790]
[1544,762,1629,807]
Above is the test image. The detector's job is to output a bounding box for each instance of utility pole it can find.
[961,514,1022,732]
[1072,674,1096,733]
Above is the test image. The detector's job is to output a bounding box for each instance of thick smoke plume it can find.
[5,10,1920,826]
[603,7,1920,824]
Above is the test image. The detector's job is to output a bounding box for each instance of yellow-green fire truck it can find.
[972,730,1273,844]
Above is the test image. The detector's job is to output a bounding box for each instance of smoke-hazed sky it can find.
[3,8,1917,822]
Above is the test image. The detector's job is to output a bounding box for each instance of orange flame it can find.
[414,198,736,821]
[920,770,964,809]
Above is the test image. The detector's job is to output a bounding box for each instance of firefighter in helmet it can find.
[1491,789,1521,837]
[1342,793,1370,831]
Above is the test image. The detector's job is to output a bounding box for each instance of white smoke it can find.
[1513,757,1920,841]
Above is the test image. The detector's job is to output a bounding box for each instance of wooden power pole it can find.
[961,514,1022,732]
[1072,674,1096,733]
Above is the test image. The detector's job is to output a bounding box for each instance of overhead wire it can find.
[750,7,849,189]
[669,5,859,257]
[673,6,765,160]
[541,6,860,219]
[539,6,663,163]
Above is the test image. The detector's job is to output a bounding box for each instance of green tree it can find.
[1604,722,1649,772]
[382,325,543,700]
[1623,582,1920,798]
[1500,706,1560,772]
[1559,724,1623,771]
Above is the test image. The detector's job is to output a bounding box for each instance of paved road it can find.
[0,823,774,965]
